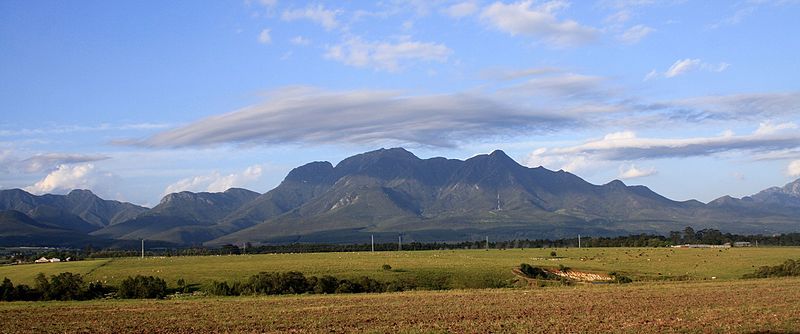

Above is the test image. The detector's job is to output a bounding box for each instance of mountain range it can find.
[2,148,799,247]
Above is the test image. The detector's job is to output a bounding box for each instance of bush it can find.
[550,251,557,257]
[744,259,800,278]
[0,278,14,301]
[519,263,555,280]
[176,278,189,293]
[246,271,311,295]
[312,275,339,294]
[86,281,113,299]
[117,275,168,299]
[34,272,86,301]
[609,272,633,284]
[382,264,392,271]
[207,281,233,296]
[204,272,392,296]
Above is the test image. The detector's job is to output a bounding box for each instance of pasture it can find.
[2,247,799,288]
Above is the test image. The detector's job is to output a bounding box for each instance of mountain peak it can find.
[489,149,509,157]
[284,161,335,184]
[67,189,95,197]
[605,180,626,188]
[370,147,417,159]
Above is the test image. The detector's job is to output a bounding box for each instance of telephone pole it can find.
[371,234,375,252]
[398,234,402,251]
[485,236,489,250]
[578,234,581,248]
[141,239,144,259]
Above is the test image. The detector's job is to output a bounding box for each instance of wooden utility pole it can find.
[398,234,402,251]
[141,239,144,259]
[371,234,374,252]
[485,236,489,250]
[578,234,581,248]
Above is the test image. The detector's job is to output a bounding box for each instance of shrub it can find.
[118,275,168,299]
[176,278,189,293]
[0,278,14,301]
[608,272,633,284]
[86,281,113,299]
[205,272,392,296]
[550,251,557,257]
[335,279,358,293]
[207,281,233,296]
[246,271,310,295]
[33,272,87,301]
[744,259,800,278]
[520,263,554,279]
[312,275,339,294]
[382,264,392,271]
[353,276,385,293]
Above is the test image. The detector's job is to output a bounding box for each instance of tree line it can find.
[5,228,800,261]
[0,273,167,302]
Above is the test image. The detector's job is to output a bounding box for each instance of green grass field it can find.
[2,247,798,288]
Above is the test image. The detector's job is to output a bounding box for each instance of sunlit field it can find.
[2,247,798,288]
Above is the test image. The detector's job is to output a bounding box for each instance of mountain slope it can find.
[0,189,147,232]
[91,188,259,244]
[212,148,766,245]
[0,210,108,247]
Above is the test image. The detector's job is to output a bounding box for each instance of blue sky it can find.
[1,0,799,206]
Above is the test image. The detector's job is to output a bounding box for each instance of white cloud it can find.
[661,92,800,121]
[524,125,800,171]
[643,69,659,81]
[290,35,310,46]
[258,29,272,44]
[163,165,264,195]
[646,58,730,80]
[136,86,573,148]
[754,121,798,135]
[19,153,109,173]
[444,1,479,18]
[788,160,800,178]
[618,24,654,44]
[618,164,657,179]
[665,58,702,78]
[282,5,341,31]
[24,163,112,195]
[480,0,599,47]
[500,73,611,100]
[325,37,452,71]
[604,10,631,24]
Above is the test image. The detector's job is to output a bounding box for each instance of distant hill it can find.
[90,188,259,244]
[2,148,800,247]
[0,210,109,247]
[0,189,147,233]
